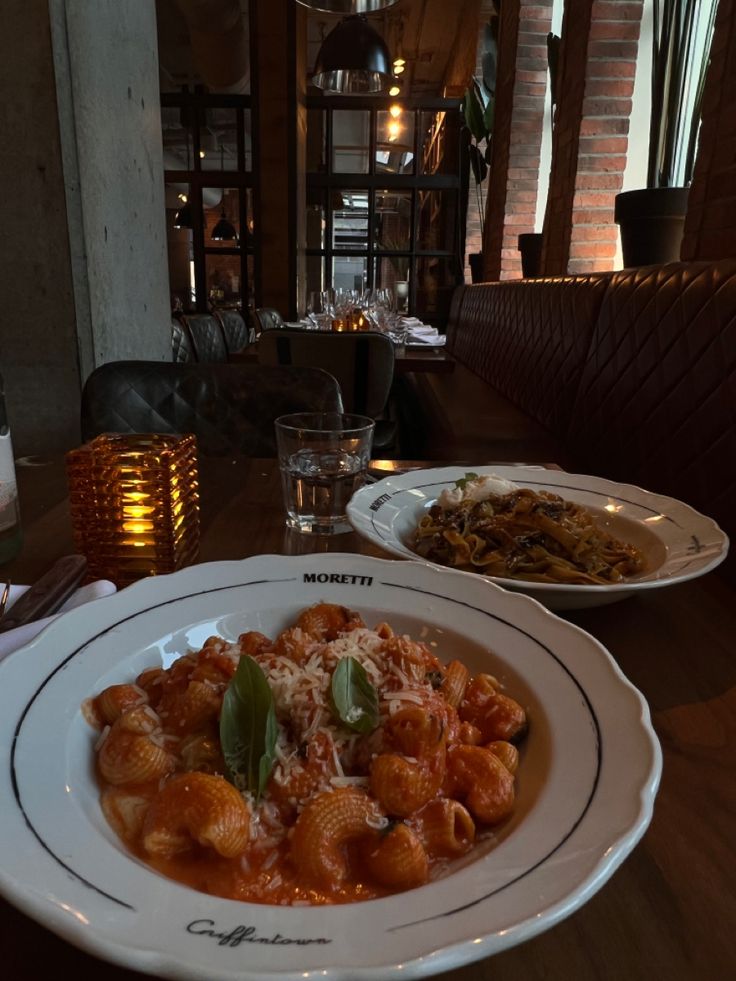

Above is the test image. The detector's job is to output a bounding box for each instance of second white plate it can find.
[347,465,729,609]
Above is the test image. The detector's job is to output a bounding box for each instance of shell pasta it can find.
[84,604,527,905]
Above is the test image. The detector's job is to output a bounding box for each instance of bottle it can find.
[0,373,22,564]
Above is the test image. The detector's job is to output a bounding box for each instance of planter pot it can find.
[518,233,543,278]
[468,253,484,283]
[615,187,689,267]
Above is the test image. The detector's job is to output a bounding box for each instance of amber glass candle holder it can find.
[65,433,200,587]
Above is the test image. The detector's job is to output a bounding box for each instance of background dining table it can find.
[1,453,734,981]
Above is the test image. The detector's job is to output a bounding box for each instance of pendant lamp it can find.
[173,199,193,229]
[312,15,392,94]
[211,147,238,241]
[297,1,399,12]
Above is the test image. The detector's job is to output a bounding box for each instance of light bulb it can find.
[389,85,401,96]
[389,104,402,118]
[388,120,401,139]
[393,57,405,67]
[393,64,405,75]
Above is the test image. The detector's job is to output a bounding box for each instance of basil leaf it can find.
[220,655,277,800]
[330,656,379,734]
[455,471,479,491]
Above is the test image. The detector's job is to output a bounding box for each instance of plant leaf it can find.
[463,86,488,145]
[483,99,495,137]
[330,656,379,734]
[220,655,277,799]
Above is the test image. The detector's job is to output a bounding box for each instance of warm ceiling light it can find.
[387,120,401,139]
[177,193,188,203]
[199,150,205,158]
[393,57,405,67]
[393,63,405,75]
[211,209,238,241]
[296,1,399,11]
[389,84,401,96]
[312,15,393,94]
[389,104,402,118]
[173,201,192,229]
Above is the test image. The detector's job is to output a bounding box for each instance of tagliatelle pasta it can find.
[84,603,527,906]
[412,484,645,585]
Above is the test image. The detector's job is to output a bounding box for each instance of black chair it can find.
[213,309,254,354]
[81,361,344,457]
[181,313,228,362]
[254,308,285,333]
[171,317,196,363]
[257,329,396,450]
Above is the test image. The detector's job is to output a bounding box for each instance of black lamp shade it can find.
[173,201,193,229]
[297,1,399,11]
[312,16,392,94]
[211,212,238,241]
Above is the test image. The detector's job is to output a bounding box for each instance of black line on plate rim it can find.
[375,579,602,931]
[10,576,297,909]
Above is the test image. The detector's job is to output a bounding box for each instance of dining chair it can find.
[213,309,254,355]
[257,328,397,450]
[254,308,285,333]
[171,317,196,363]
[180,313,228,362]
[80,361,344,456]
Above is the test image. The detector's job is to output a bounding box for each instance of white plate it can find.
[347,466,729,610]
[0,553,660,980]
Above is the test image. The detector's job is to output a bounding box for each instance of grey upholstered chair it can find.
[254,307,285,333]
[257,328,396,449]
[81,361,344,456]
[180,313,228,362]
[171,317,196,363]
[213,309,253,354]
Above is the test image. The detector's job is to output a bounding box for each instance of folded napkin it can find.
[0,580,117,663]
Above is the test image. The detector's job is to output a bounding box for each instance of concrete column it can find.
[0,0,170,456]
[251,0,307,320]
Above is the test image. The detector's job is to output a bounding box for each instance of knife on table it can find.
[0,555,88,634]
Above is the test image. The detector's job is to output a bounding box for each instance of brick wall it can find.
[482,0,552,281]
[541,0,643,275]
[681,0,736,261]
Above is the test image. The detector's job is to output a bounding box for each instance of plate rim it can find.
[0,553,662,980]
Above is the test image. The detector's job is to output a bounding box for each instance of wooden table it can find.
[231,341,456,375]
[2,456,735,980]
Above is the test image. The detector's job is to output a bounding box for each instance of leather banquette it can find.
[413,258,736,570]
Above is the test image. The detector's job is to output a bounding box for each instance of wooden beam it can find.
[443,0,484,97]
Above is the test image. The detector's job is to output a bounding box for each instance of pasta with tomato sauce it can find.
[84,603,527,906]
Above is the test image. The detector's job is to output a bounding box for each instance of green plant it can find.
[648,0,717,187]
[462,78,495,238]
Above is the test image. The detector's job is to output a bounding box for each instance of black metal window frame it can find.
[306,95,466,315]
[162,92,255,315]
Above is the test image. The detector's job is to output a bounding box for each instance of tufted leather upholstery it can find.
[181,314,228,362]
[255,308,285,333]
[214,309,253,354]
[567,259,736,550]
[258,328,396,449]
[171,318,196,363]
[81,361,344,457]
[446,275,612,437]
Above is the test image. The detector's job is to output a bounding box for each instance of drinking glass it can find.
[306,291,330,330]
[274,412,375,534]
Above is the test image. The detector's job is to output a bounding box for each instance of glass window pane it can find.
[200,108,238,172]
[307,189,326,250]
[205,253,242,307]
[374,257,410,311]
[376,109,415,174]
[203,187,240,249]
[374,190,412,251]
[307,109,327,172]
[418,110,461,175]
[167,196,193,312]
[417,190,458,252]
[415,256,460,325]
[332,255,367,294]
[161,106,193,171]
[332,110,370,173]
[332,190,368,251]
